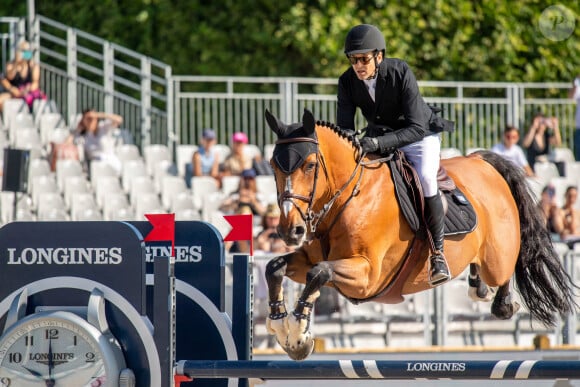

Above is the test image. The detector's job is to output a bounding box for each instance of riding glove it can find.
[360,137,379,153]
[361,133,400,155]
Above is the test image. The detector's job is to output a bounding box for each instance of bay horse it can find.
[263,109,576,360]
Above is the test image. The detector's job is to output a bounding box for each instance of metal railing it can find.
[0,17,25,74]
[32,16,172,150]
[173,77,577,154]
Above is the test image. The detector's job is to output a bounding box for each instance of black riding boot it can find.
[425,194,451,286]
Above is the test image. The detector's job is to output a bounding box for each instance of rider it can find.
[336,24,454,286]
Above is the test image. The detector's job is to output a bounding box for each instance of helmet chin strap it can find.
[364,53,380,80]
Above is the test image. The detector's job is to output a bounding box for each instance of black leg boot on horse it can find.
[425,194,451,286]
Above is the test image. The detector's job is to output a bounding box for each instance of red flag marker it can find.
[144,213,175,257]
[224,214,253,255]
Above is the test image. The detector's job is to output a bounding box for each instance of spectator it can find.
[522,111,562,169]
[570,75,580,161]
[221,132,254,176]
[49,131,81,172]
[254,203,292,254]
[185,128,221,188]
[553,186,580,246]
[537,184,563,239]
[491,125,534,177]
[0,40,46,112]
[219,168,266,216]
[75,108,124,173]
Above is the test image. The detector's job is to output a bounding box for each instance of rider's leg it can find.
[401,134,450,285]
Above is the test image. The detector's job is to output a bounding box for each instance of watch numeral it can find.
[8,352,22,363]
[45,328,59,340]
[0,376,11,386]
[73,335,77,346]
[85,352,96,363]
[25,336,34,346]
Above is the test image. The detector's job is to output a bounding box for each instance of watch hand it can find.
[46,338,55,387]
[22,365,43,378]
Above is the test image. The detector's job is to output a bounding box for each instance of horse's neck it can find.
[317,128,358,190]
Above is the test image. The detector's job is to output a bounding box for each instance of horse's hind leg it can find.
[468,263,495,302]
[491,281,521,320]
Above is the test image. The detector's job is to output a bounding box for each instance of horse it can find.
[263,108,577,360]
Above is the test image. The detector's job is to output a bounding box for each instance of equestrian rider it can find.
[336,24,454,286]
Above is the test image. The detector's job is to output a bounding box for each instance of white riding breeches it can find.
[400,134,441,197]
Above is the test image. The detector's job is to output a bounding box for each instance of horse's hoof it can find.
[468,285,495,302]
[286,337,315,361]
[491,300,520,320]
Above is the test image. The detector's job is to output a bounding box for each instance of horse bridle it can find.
[275,136,366,239]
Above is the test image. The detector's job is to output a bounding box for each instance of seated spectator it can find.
[537,184,563,238]
[553,185,580,247]
[221,132,254,176]
[491,125,534,177]
[522,111,562,169]
[0,40,46,112]
[255,203,294,254]
[185,128,221,187]
[219,168,266,216]
[75,108,124,173]
[49,132,81,172]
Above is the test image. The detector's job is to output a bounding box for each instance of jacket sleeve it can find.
[380,63,428,148]
[336,74,357,131]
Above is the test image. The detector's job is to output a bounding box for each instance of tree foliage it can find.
[3,1,579,82]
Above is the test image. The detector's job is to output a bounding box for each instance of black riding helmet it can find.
[344,24,386,56]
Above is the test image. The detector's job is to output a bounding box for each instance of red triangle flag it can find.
[144,213,175,257]
[223,214,253,255]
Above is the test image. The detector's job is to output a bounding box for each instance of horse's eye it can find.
[305,162,316,172]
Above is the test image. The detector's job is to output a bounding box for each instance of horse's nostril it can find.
[294,225,305,236]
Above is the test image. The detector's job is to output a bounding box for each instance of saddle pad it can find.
[441,188,477,235]
[390,161,477,236]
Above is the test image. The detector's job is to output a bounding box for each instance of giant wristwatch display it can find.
[0,288,134,387]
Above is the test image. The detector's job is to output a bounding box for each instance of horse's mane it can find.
[315,120,357,149]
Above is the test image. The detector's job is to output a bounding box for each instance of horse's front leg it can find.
[265,254,291,349]
[285,261,333,360]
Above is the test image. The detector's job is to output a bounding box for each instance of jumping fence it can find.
[1,16,577,158]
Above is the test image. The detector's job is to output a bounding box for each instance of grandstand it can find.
[1,14,579,351]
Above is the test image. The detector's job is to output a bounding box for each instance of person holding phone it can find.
[522,111,562,169]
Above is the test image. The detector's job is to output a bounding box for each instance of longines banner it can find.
[0,221,145,311]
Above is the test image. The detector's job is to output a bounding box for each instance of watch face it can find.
[0,313,108,387]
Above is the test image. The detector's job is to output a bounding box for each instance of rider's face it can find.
[349,51,382,80]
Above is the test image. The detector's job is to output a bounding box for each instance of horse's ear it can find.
[302,108,315,135]
[265,109,285,138]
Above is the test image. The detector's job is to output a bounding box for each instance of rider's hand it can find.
[360,137,379,153]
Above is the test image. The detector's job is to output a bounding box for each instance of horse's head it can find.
[265,109,321,245]
[265,108,363,246]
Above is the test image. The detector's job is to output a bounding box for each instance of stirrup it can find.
[428,252,451,286]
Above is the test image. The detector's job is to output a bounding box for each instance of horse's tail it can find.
[476,150,577,326]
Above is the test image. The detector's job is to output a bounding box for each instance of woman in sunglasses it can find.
[337,24,454,286]
[0,40,46,112]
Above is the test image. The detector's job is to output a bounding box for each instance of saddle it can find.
[390,150,477,235]
[351,150,477,305]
